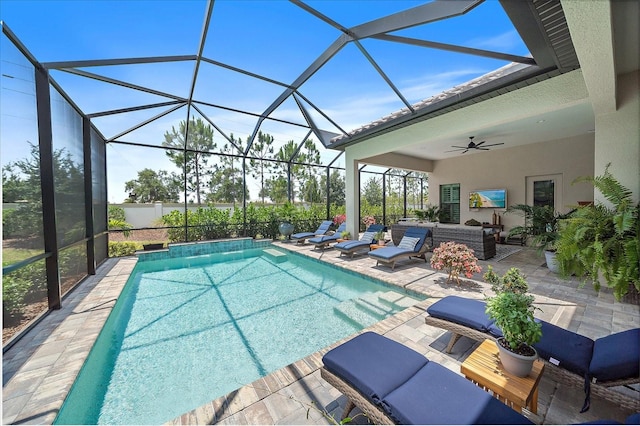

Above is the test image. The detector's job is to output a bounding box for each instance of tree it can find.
[208,134,248,205]
[162,118,215,204]
[248,131,275,204]
[320,169,345,206]
[262,176,288,203]
[299,139,321,205]
[362,176,382,206]
[274,140,304,202]
[124,168,180,203]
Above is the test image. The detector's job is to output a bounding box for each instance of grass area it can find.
[2,248,43,267]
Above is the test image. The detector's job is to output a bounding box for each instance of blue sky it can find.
[1,1,529,203]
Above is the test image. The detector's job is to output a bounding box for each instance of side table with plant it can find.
[430,242,482,284]
[484,266,542,377]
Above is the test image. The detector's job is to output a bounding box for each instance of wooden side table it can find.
[460,339,544,414]
[369,243,386,250]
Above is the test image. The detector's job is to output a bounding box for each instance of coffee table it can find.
[460,339,544,414]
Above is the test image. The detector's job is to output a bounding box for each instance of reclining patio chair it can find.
[334,224,385,258]
[367,227,431,270]
[424,295,640,412]
[308,223,346,250]
[290,220,333,244]
[321,331,533,425]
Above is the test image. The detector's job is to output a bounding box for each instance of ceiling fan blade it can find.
[444,148,465,153]
[481,142,505,148]
[474,140,486,147]
[451,145,468,149]
[462,149,469,154]
[477,147,490,150]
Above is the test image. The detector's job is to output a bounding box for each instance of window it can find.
[533,179,554,209]
[440,184,460,224]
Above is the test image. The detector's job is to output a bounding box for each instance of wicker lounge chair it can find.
[308,223,347,250]
[368,227,431,270]
[290,220,333,244]
[334,224,385,258]
[424,296,640,412]
[321,331,533,424]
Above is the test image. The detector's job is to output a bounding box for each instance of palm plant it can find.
[555,164,639,300]
[506,204,573,255]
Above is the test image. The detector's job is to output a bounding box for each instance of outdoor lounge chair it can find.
[308,223,347,250]
[367,227,431,270]
[334,224,385,258]
[321,331,533,425]
[424,295,640,412]
[290,220,333,244]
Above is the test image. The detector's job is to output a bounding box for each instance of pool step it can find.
[334,300,385,329]
[355,293,395,317]
[262,248,287,263]
[378,291,421,310]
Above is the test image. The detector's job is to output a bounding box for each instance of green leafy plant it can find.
[506,204,573,254]
[484,267,542,353]
[340,231,351,239]
[555,164,640,300]
[108,241,139,257]
[374,230,386,242]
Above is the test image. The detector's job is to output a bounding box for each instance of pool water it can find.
[55,245,424,425]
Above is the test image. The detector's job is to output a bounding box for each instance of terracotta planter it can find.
[496,337,538,377]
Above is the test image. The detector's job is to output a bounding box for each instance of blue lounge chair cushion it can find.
[403,227,431,252]
[368,246,412,260]
[382,361,533,425]
[335,240,370,250]
[322,332,428,405]
[397,235,420,250]
[426,296,496,333]
[533,320,594,377]
[589,328,640,382]
[309,223,346,244]
[291,220,332,240]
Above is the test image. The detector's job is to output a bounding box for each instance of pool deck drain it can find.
[3,241,638,425]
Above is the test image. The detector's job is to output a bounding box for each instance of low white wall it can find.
[113,202,235,228]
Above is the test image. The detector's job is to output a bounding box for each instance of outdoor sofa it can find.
[424,295,640,412]
[368,227,431,270]
[290,220,333,244]
[321,331,533,424]
[334,224,385,258]
[308,223,347,250]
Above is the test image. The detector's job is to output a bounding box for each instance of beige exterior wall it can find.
[428,134,595,232]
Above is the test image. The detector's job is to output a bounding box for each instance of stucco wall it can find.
[428,134,595,232]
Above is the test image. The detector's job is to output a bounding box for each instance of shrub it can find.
[430,242,482,284]
[108,241,139,257]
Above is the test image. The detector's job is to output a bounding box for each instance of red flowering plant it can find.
[362,215,376,228]
[430,241,482,284]
[333,214,346,226]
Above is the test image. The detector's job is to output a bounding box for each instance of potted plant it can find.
[340,230,351,240]
[555,164,640,301]
[430,242,482,285]
[278,201,296,239]
[484,266,542,377]
[506,204,574,272]
[373,230,386,244]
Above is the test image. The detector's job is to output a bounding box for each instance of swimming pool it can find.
[55,240,424,424]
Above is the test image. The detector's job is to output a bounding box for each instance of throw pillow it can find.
[398,236,420,250]
[361,231,376,243]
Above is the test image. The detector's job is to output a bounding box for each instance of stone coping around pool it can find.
[167,299,432,425]
[136,237,273,262]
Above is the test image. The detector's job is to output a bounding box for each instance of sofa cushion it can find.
[589,328,640,382]
[322,332,428,405]
[426,295,495,332]
[533,321,594,377]
[382,361,532,424]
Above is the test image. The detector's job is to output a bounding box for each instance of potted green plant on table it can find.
[484,266,542,377]
[506,204,574,273]
[555,164,640,301]
[340,230,351,240]
[373,230,386,244]
[278,201,296,239]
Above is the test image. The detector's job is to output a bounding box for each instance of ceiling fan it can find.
[446,136,504,154]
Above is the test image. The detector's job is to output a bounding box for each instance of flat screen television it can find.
[469,189,507,209]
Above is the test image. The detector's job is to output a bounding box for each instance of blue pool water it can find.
[55,243,424,425]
